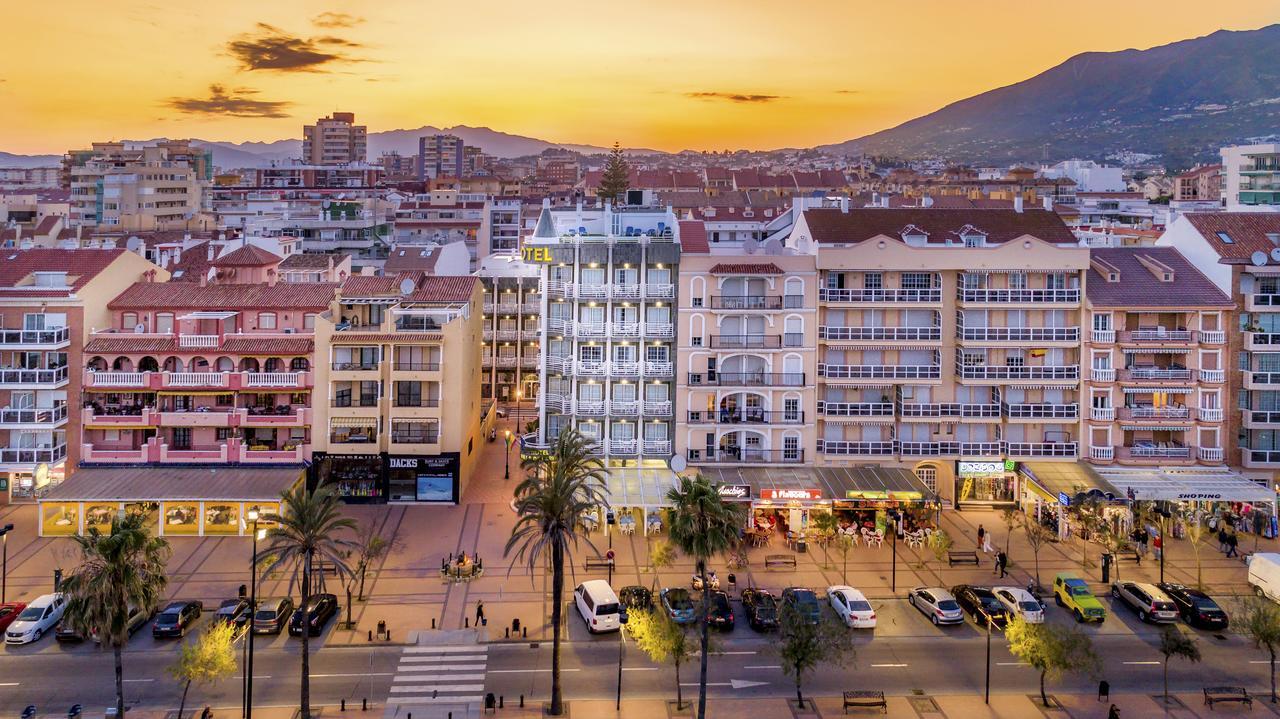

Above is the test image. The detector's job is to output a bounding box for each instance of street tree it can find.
[1022,516,1055,592]
[597,142,630,204]
[1158,624,1201,706]
[1236,596,1280,702]
[1069,496,1105,569]
[647,537,676,593]
[833,532,856,585]
[811,510,840,569]
[627,606,697,710]
[349,520,398,601]
[1006,616,1101,707]
[1097,525,1131,582]
[927,528,953,582]
[1000,507,1020,554]
[168,622,237,719]
[506,429,608,716]
[258,484,357,719]
[61,512,171,718]
[666,475,749,719]
[777,602,856,708]
[1181,509,1210,589]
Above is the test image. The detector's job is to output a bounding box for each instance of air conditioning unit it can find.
[283,328,295,334]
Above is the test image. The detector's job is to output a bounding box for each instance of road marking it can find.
[679,679,769,689]
[1252,660,1272,664]
[400,655,487,663]
[386,696,484,704]
[0,683,20,687]
[404,645,489,653]
[713,650,757,655]
[312,672,395,678]
[488,668,583,673]
[252,675,272,680]
[1123,661,1161,665]
[997,662,1029,666]
[745,665,782,670]
[397,664,487,672]
[391,684,486,693]
[122,679,155,683]
[394,673,485,683]
[870,663,908,668]
[622,667,658,672]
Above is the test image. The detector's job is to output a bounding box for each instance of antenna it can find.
[1253,251,1269,267]
[1269,248,1280,263]
[399,277,416,296]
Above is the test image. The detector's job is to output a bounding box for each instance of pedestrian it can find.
[1108,703,1121,719]
[1138,527,1149,556]
[977,524,986,552]
[1153,533,1163,561]
[1227,531,1240,559]
[475,600,485,625]
[995,550,1008,578]
[1218,527,1228,553]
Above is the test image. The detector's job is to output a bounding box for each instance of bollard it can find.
[362,698,367,711]
[505,627,509,638]
[432,617,436,629]
[367,629,372,641]
[522,626,527,638]
[341,699,346,712]
[465,617,470,628]
[500,696,504,708]
[520,694,525,708]
[387,629,391,641]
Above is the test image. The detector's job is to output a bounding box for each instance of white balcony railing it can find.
[610,401,640,416]
[611,322,641,338]
[89,371,147,387]
[609,439,638,454]
[820,440,897,456]
[167,372,227,387]
[958,288,1080,303]
[643,439,672,455]
[1123,368,1193,381]
[644,401,673,415]
[0,366,70,385]
[1091,329,1116,344]
[1091,407,1116,422]
[960,327,1080,343]
[644,361,673,376]
[819,364,941,380]
[610,361,641,378]
[819,288,941,303]
[576,360,606,376]
[819,326,941,342]
[1200,330,1226,345]
[1124,329,1194,342]
[1091,368,1116,382]
[645,284,675,299]
[960,442,1004,456]
[1128,445,1192,459]
[612,284,641,300]
[1090,446,1115,461]
[1006,441,1078,458]
[1200,369,1225,383]
[959,365,1079,381]
[1199,447,1225,462]
[576,401,606,417]
[245,372,301,387]
[820,402,894,417]
[576,322,607,338]
[1126,406,1191,420]
[1199,407,1224,422]
[645,322,675,339]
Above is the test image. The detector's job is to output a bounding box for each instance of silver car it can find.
[1111,581,1178,624]
[908,587,964,625]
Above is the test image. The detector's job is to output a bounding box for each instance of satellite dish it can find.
[322,199,331,209]
[399,278,416,296]
[1253,251,1269,267]
[125,236,142,252]
[1269,248,1280,263]
[762,238,783,255]
[742,238,760,254]
[670,455,687,473]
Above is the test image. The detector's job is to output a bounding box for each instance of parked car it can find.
[951,585,1009,629]
[575,580,623,634]
[827,585,876,629]
[289,594,339,637]
[1111,582,1178,624]
[0,603,27,634]
[704,591,734,630]
[54,620,84,643]
[618,586,653,612]
[1054,573,1105,623]
[908,587,964,626]
[6,593,66,644]
[740,588,778,632]
[660,588,696,624]
[252,597,294,635]
[96,605,153,643]
[1158,582,1229,630]
[215,598,251,629]
[780,587,822,625]
[993,586,1045,624]
[152,600,203,639]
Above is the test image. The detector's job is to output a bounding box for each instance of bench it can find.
[843,690,887,714]
[764,554,797,570]
[1204,686,1252,709]
[584,556,614,571]
[313,560,339,575]
[947,551,980,566]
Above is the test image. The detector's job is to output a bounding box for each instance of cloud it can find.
[835,89,860,94]
[226,23,362,72]
[165,84,292,118]
[685,92,783,104]
[312,11,364,28]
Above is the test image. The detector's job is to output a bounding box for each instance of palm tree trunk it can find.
[1271,649,1276,702]
[358,563,368,601]
[550,540,565,715]
[114,644,125,717]
[1163,660,1169,705]
[697,558,711,719]
[301,550,312,718]
[1034,549,1041,592]
[177,678,191,719]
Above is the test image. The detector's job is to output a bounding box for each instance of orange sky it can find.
[2,1,1276,154]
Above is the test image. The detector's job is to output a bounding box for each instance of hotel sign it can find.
[760,488,824,501]
[521,246,554,264]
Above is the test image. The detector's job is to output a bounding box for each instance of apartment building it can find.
[479,197,523,255]
[302,112,368,165]
[255,164,382,189]
[1222,144,1280,211]
[525,204,680,464]
[0,249,161,502]
[1081,248,1231,468]
[418,135,466,181]
[64,141,212,230]
[311,274,484,504]
[1174,165,1223,203]
[477,253,541,406]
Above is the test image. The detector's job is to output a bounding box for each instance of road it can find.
[0,595,1276,714]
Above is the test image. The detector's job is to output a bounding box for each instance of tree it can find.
[1006,616,1101,707]
[61,513,171,718]
[1181,509,1210,589]
[258,484,357,719]
[647,538,676,593]
[1022,517,1055,592]
[1069,497,1105,570]
[1000,507,1020,555]
[1236,596,1280,702]
[505,429,608,716]
[666,475,749,719]
[927,529,953,582]
[833,533,856,585]
[350,520,397,601]
[168,622,237,719]
[1158,624,1201,706]
[810,510,840,569]
[777,602,856,707]
[597,142,630,204]
[1097,525,1131,583]
[627,607,696,710]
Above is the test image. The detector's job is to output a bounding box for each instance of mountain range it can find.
[819,24,1280,167]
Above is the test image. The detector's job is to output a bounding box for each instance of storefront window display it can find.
[387,454,459,503]
[318,454,383,502]
[955,461,1018,506]
[204,504,240,535]
[41,502,79,536]
[163,502,200,535]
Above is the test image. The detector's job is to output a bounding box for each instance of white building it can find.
[1222,144,1280,212]
[1040,160,1126,193]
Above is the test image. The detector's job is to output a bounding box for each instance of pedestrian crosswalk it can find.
[385,642,489,713]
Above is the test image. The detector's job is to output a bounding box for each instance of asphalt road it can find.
[0,595,1276,713]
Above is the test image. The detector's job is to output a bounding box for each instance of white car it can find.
[907,587,964,625]
[993,586,1045,624]
[827,585,876,628]
[6,593,66,644]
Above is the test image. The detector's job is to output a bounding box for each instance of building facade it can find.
[64,142,212,230]
[1222,144,1280,211]
[477,253,541,407]
[302,112,368,165]
[418,135,466,181]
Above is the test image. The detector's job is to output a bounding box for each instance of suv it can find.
[253,597,294,635]
[740,589,778,632]
[704,591,734,630]
[1111,582,1177,624]
[1054,573,1105,623]
[289,594,339,637]
[152,600,202,639]
[780,588,822,625]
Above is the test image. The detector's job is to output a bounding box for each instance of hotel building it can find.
[477,253,541,407]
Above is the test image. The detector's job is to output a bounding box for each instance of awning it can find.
[84,425,155,431]
[1122,348,1189,354]
[604,466,679,509]
[330,417,377,428]
[40,466,303,502]
[1124,387,1192,394]
[702,465,935,503]
[1121,425,1192,431]
[1019,461,1121,504]
[177,311,238,321]
[1097,467,1277,506]
[156,390,234,396]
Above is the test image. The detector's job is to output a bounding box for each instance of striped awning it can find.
[1121,425,1192,431]
[1123,386,1192,393]
[823,418,895,426]
[1007,383,1078,389]
[84,425,154,431]
[823,383,895,389]
[1122,348,1190,354]
[330,417,378,428]
[156,390,234,396]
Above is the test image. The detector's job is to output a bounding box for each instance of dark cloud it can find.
[312,12,364,28]
[226,23,362,72]
[835,89,860,94]
[165,84,292,118]
[685,92,783,104]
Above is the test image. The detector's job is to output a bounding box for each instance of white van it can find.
[1249,553,1280,602]
[574,580,622,633]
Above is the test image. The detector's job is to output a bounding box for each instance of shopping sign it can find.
[1058,492,1071,507]
[760,488,824,501]
[718,484,752,500]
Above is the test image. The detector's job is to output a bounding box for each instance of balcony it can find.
[1246,332,1280,351]
[1246,294,1280,312]
[1118,445,1193,461]
[329,431,378,445]
[331,361,379,372]
[1246,371,1280,389]
[155,408,238,428]
[819,288,941,304]
[958,365,1079,382]
[575,284,608,300]
[545,356,572,374]
[239,444,308,464]
[0,404,68,428]
[900,403,1000,420]
[610,361,641,378]
[1090,407,1116,422]
[1005,442,1078,458]
[819,327,941,342]
[818,402,893,418]
[612,284,642,300]
[957,288,1080,304]
[611,400,640,416]
[645,284,675,300]
[1119,368,1194,382]
[1091,330,1116,344]
[1198,447,1225,462]
[819,440,896,457]
[576,360,606,377]
[544,394,571,413]
[960,442,1004,457]
[1119,406,1192,422]
[710,334,782,349]
[645,322,675,339]
[242,407,312,427]
[0,443,67,467]
[1200,331,1226,345]
[609,439,638,455]
[1089,446,1115,461]
[330,397,380,408]
[959,327,1080,343]
[1091,368,1117,382]
[0,366,69,388]
[711,295,784,310]
[610,322,640,339]
[642,439,672,455]
[1119,329,1195,345]
[899,441,961,457]
[1244,410,1280,429]
[394,362,441,373]
[643,401,673,415]
[1004,403,1079,421]
[0,327,70,348]
[644,361,673,377]
[391,430,440,445]
[688,372,805,387]
[576,322,607,339]
[1200,369,1225,383]
[1242,448,1280,469]
[576,401,606,417]
[686,410,804,425]
[692,448,804,464]
[819,364,941,381]
[492,329,519,341]
[1199,407,1224,422]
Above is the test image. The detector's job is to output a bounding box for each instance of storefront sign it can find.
[1058,492,1071,507]
[1176,492,1223,500]
[958,461,1008,476]
[718,484,752,500]
[760,488,823,501]
[845,490,924,501]
[521,246,554,264]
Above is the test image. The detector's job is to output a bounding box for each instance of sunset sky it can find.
[3,1,1276,154]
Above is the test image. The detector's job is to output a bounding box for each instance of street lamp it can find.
[243,507,261,719]
[616,611,628,711]
[0,523,14,603]
[887,510,899,594]
[981,606,993,705]
[504,429,512,481]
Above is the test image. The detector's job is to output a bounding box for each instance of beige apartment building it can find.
[302,112,368,166]
[64,141,212,230]
[311,273,485,504]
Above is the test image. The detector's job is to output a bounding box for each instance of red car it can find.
[0,603,27,633]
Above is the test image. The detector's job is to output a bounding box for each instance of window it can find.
[303,313,316,329]
[1216,231,1234,244]
[691,297,703,307]
[1009,273,1027,290]
[784,398,800,422]
[258,312,277,330]
[155,313,174,334]
[963,234,982,248]
[863,273,882,290]
[783,435,799,460]
[901,273,931,290]
[914,466,937,492]
[122,313,138,330]
[1093,314,1112,331]
[395,381,423,407]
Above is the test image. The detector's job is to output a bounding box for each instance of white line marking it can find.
[390,685,487,693]
[386,696,484,704]
[397,664,487,672]
[122,679,155,683]
[394,673,486,682]
[622,667,658,672]
[404,646,487,654]
[713,650,757,655]
[1251,660,1273,664]
[0,683,18,687]
[997,662,1029,666]
[745,665,782,670]
[400,655,487,663]
[1123,661,1161,665]
[312,672,395,678]
[488,668,582,674]
[870,663,908,668]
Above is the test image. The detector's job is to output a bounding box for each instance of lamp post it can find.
[616,612,628,711]
[243,507,261,719]
[0,523,13,603]
[887,510,899,594]
[983,606,992,705]
[504,430,512,481]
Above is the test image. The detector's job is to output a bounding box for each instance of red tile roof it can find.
[678,221,709,254]
[0,248,130,293]
[280,253,344,270]
[708,263,784,275]
[384,246,442,274]
[84,334,314,356]
[341,273,419,298]
[211,244,282,267]
[1086,247,1232,308]
[220,336,314,355]
[33,216,60,235]
[801,208,1076,244]
[84,336,177,354]
[108,282,337,310]
[405,275,477,303]
[1184,213,1280,262]
[331,331,443,342]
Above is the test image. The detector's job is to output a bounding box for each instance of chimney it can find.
[198,272,207,287]
[1014,196,1024,213]
[838,196,850,213]
[268,269,277,287]
[207,244,215,262]
[1043,196,1053,211]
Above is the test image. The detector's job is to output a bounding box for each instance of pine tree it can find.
[598,142,630,204]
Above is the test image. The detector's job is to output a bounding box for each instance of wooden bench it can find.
[1116,547,1141,562]
[584,556,614,571]
[313,560,339,575]
[947,551,980,566]
[764,554,797,570]
[1204,686,1252,709]
[843,690,887,714]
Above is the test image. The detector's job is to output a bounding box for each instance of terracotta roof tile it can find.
[0,248,129,290]
[678,220,709,254]
[108,282,336,310]
[1184,213,1280,262]
[280,253,344,270]
[404,275,477,303]
[1086,247,1232,308]
[84,336,177,354]
[84,334,314,356]
[220,336,313,355]
[708,263,784,275]
[802,208,1076,244]
[331,331,444,342]
[211,244,282,267]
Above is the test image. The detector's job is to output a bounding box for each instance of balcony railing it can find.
[1091,368,1116,382]
[1200,369,1225,383]
[1124,445,1191,459]
[331,398,380,408]
[819,440,896,456]
[86,371,146,387]
[612,284,641,300]
[1248,411,1280,426]
[1121,329,1195,343]
[245,372,302,387]
[1122,406,1191,420]
[1120,368,1193,381]
[1004,403,1079,420]
[0,327,70,346]
[576,360,606,376]
[610,361,641,378]
[0,404,68,425]
[1199,447,1225,462]
[1091,407,1116,422]
[1199,407,1224,422]
[711,295,783,310]
[692,448,804,464]
[958,365,1079,381]
[645,284,675,299]
[1005,442,1078,458]
[644,322,674,339]
[958,288,1080,303]
[686,410,804,424]
[820,326,941,342]
[642,439,672,455]
[643,401,673,415]
[610,322,640,338]
[819,402,894,417]
[330,432,378,444]
[689,372,805,387]
[899,441,961,456]
[1090,446,1115,461]
[819,288,941,303]
[393,362,441,372]
[644,361,673,376]
[391,431,439,444]
[960,442,1004,456]
[959,327,1080,342]
[710,334,783,349]
[0,444,67,465]
[1091,330,1116,344]
[611,401,640,416]
[900,403,1000,419]
[819,364,941,380]
[0,366,69,385]
[332,361,379,371]
[1200,330,1226,345]
[608,439,638,454]
[576,401,606,417]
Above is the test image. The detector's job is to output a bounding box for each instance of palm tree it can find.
[505,429,608,716]
[258,484,356,719]
[61,512,171,718]
[666,475,748,719]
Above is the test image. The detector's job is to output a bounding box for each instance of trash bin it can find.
[1101,553,1113,583]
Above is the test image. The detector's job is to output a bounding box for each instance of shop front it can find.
[1018,462,1122,540]
[312,452,384,503]
[955,460,1019,508]
[1097,466,1279,538]
[311,451,463,504]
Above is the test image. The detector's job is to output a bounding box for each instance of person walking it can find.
[1218,527,1228,553]
[475,599,486,625]
[995,550,1008,578]
[1153,533,1163,562]
[1226,531,1240,559]
[977,524,987,552]
[1108,703,1121,719]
